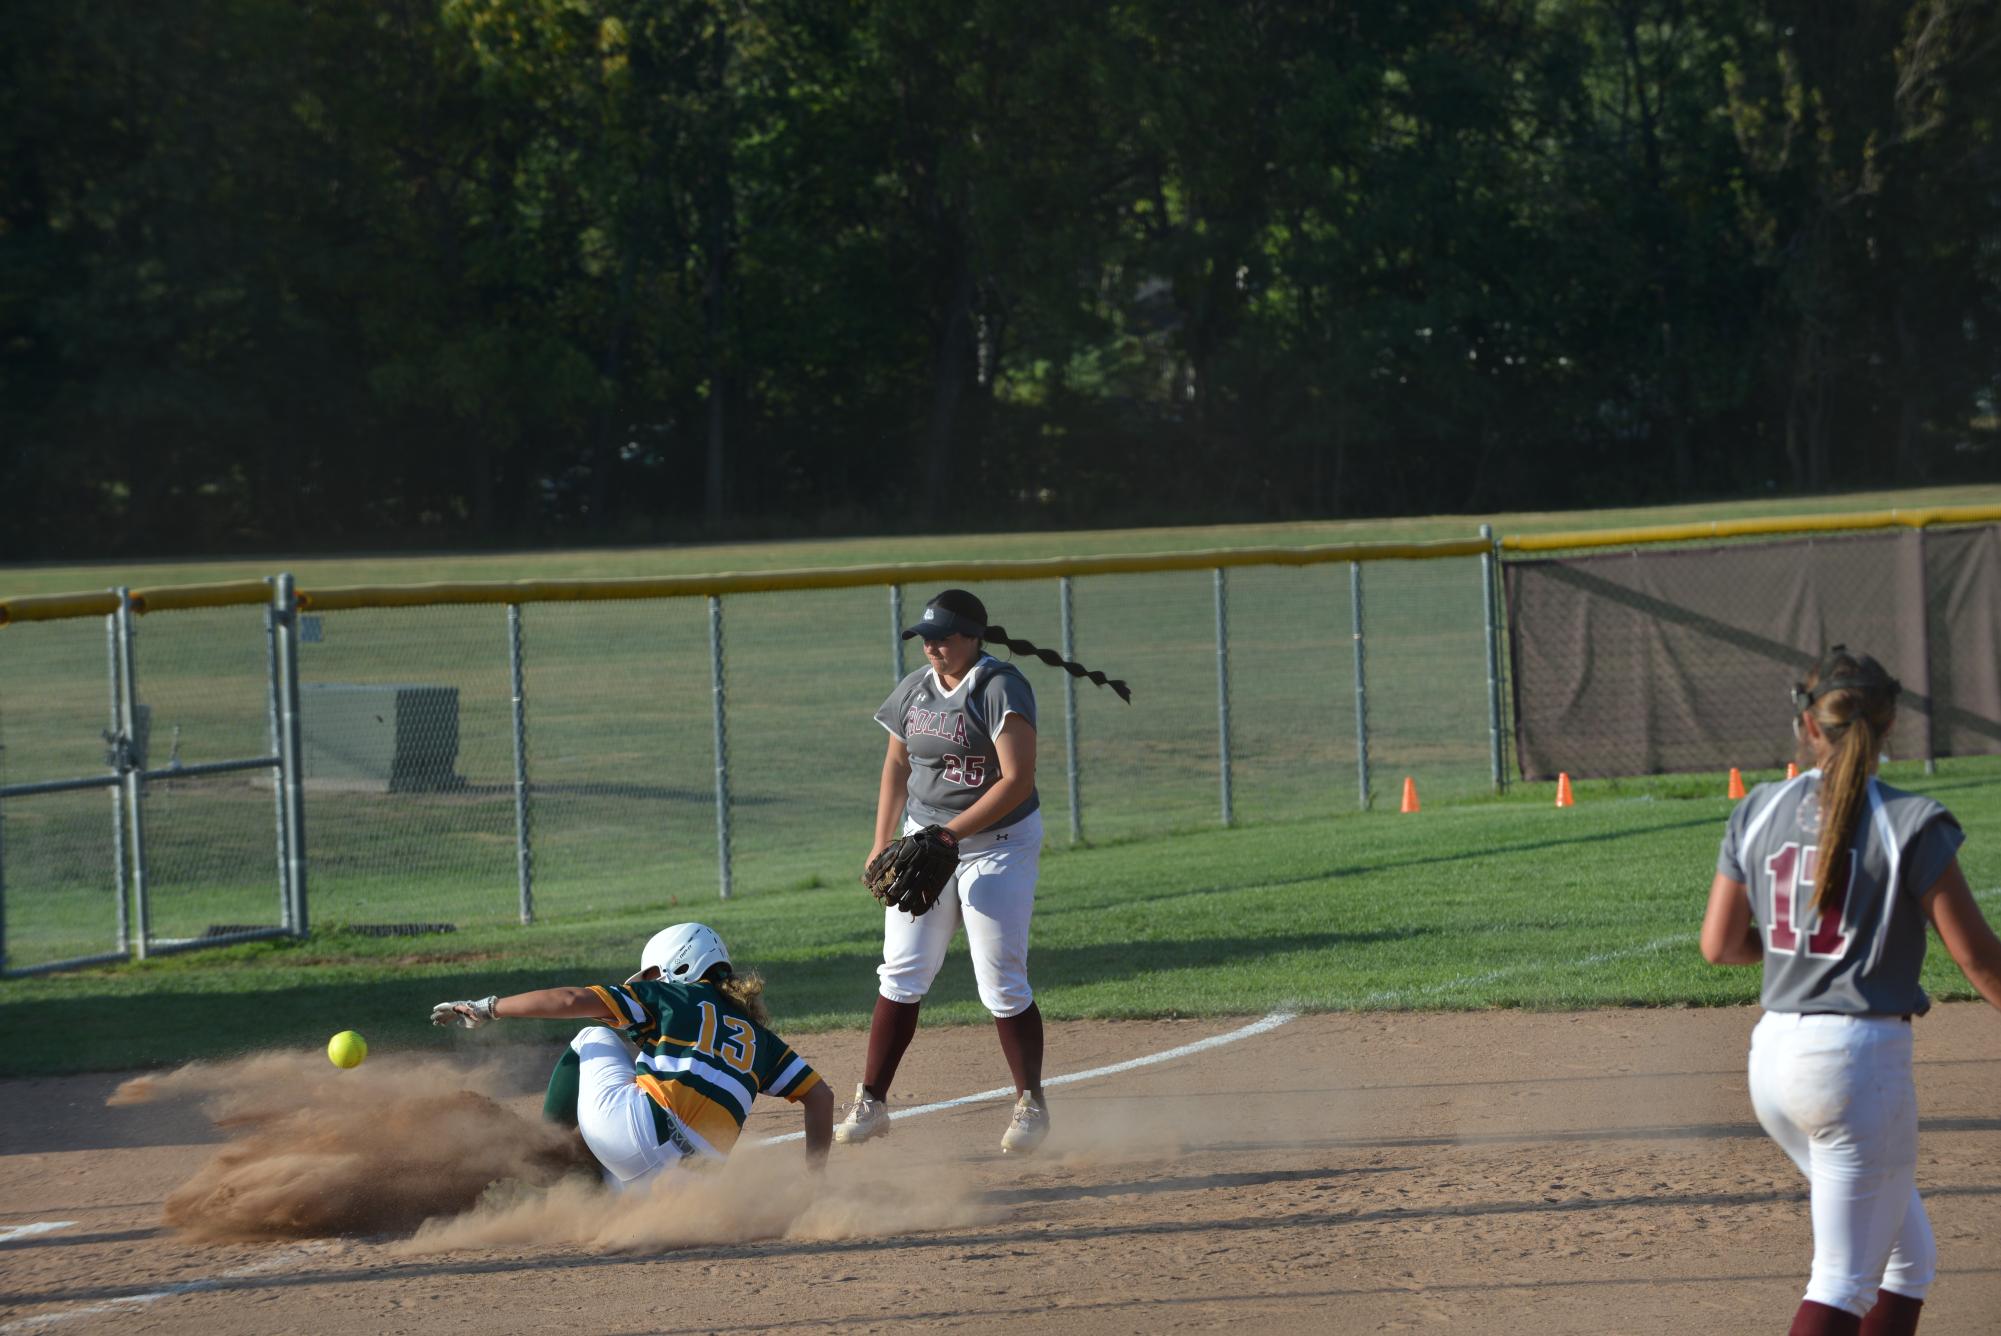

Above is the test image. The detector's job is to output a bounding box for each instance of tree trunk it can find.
[703,218,729,522]
[469,438,495,538]
[585,245,641,531]
[1893,299,1925,484]
[1785,322,1832,492]
[702,20,734,524]
[922,247,976,520]
[1665,320,1692,494]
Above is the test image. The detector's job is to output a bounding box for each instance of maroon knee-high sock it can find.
[1859,1290,1923,1336]
[993,1003,1044,1096]
[1790,1300,1862,1336]
[862,997,920,1099]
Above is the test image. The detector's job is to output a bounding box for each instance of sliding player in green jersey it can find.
[432,923,833,1186]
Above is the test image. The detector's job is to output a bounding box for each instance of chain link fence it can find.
[0,613,132,970]
[11,514,1996,974]
[0,544,1508,971]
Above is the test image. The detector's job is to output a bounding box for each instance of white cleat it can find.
[1000,1090,1049,1155]
[833,1084,891,1145]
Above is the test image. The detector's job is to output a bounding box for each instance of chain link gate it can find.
[0,585,301,975]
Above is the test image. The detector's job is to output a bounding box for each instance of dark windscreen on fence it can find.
[1504,527,2001,781]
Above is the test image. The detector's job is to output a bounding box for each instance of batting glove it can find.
[430,995,500,1029]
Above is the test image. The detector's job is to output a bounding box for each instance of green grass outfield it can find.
[4,758,1996,1076]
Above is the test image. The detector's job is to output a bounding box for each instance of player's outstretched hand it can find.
[430,995,499,1029]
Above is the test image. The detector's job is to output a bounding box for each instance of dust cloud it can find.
[398,1145,998,1255]
[108,1051,592,1240]
[1045,1100,1197,1167]
[110,1051,997,1249]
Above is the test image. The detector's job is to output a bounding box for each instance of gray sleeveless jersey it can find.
[1717,771,1963,1015]
[875,655,1039,831]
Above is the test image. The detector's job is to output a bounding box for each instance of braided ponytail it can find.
[909,590,1133,702]
[984,625,1132,703]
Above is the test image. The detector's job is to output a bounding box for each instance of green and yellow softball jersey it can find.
[586,978,822,1156]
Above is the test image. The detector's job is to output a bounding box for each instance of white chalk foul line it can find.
[0,1223,76,1245]
[0,1243,332,1333]
[760,1008,1298,1145]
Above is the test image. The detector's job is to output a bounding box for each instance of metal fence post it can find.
[889,585,906,682]
[113,589,151,957]
[1214,568,1234,827]
[272,574,310,937]
[708,595,734,900]
[508,604,535,924]
[1351,562,1371,811]
[1059,576,1082,845]
[262,603,292,932]
[107,610,130,953]
[1913,528,1939,776]
[1480,524,1506,792]
[0,786,8,972]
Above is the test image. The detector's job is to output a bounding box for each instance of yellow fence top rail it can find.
[294,538,1493,612]
[0,581,273,626]
[0,590,124,625]
[6,502,2000,623]
[129,580,274,615]
[0,538,1487,623]
[1501,503,2001,554]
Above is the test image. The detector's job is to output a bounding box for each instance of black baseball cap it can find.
[902,588,988,641]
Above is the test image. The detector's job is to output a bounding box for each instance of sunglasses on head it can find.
[1790,643,1901,712]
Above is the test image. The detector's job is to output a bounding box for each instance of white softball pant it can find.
[1747,1011,1936,1317]
[878,810,1043,1017]
[569,1026,696,1189]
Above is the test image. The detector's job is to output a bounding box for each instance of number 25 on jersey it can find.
[1763,843,1854,959]
[939,753,987,787]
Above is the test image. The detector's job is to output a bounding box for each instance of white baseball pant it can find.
[568,1026,696,1189]
[878,810,1043,1017]
[1747,1011,1937,1317]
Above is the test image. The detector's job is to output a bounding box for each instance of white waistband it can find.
[904,808,1043,855]
[1760,1010,1912,1028]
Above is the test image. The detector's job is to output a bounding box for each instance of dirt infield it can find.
[2,1007,1997,1335]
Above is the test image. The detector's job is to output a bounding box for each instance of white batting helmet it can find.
[640,922,731,983]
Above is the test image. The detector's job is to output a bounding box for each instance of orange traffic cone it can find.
[1555,772,1574,808]
[1728,767,1747,799]
[1400,776,1420,814]
[1786,762,1798,780]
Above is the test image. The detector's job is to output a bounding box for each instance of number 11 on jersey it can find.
[1763,842,1854,959]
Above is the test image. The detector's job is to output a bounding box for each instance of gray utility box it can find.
[301,684,465,792]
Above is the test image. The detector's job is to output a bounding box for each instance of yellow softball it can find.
[326,1030,368,1069]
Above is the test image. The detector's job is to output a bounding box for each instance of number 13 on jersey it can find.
[693,999,755,1073]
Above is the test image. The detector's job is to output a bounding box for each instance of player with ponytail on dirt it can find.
[1701,647,2001,1335]
[837,588,1130,1155]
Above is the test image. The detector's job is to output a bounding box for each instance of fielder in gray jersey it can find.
[1702,646,2001,1336]
[874,654,1040,832]
[1718,773,1961,1017]
[834,588,1130,1157]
